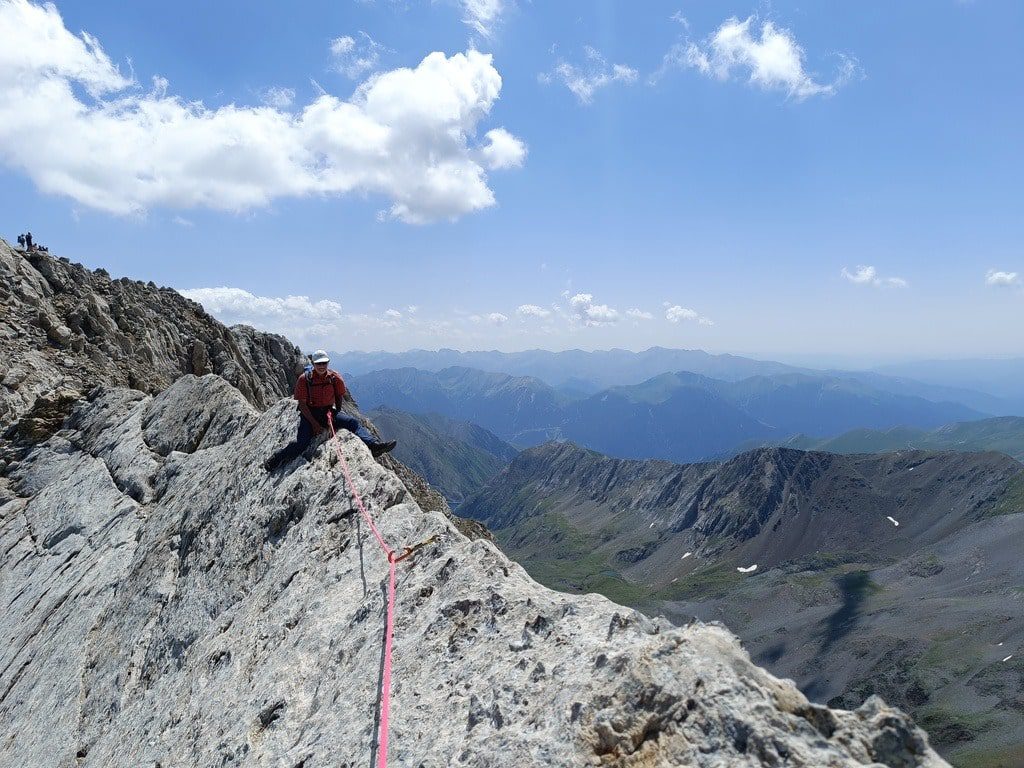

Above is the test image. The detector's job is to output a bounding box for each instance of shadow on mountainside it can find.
[820,570,880,652]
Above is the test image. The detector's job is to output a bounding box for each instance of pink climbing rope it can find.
[326,412,398,768]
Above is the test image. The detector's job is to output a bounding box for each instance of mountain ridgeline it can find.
[459,441,1024,764]
[1,239,958,765]
[347,366,988,462]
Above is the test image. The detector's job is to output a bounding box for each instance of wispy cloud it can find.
[540,46,638,105]
[841,265,907,288]
[986,269,1020,287]
[329,32,386,79]
[260,86,295,109]
[0,1,523,223]
[460,0,505,38]
[657,15,859,100]
[626,308,653,320]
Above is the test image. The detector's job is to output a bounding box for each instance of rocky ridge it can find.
[0,238,303,441]
[0,373,949,767]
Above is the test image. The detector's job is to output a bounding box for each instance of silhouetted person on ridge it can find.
[264,349,396,472]
[24,231,33,251]
[16,234,25,249]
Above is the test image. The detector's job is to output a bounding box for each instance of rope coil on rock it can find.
[326,412,428,768]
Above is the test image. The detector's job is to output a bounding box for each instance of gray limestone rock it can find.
[0,239,304,436]
[0,375,949,767]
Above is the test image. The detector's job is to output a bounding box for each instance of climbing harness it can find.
[326,412,433,768]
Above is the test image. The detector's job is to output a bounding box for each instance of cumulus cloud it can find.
[329,32,386,79]
[626,308,653,320]
[841,266,907,288]
[568,292,619,326]
[664,304,714,325]
[986,270,1020,287]
[517,304,551,318]
[179,286,427,345]
[665,305,696,323]
[479,127,527,170]
[487,312,509,325]
[540,46,638,104]
[659,15,857,99]
[0,0,524,223]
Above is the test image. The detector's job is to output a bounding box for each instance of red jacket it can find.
[294,369,347,408]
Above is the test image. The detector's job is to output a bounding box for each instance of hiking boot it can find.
[370,440,397,457]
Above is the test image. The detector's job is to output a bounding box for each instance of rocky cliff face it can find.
[0,374,949,767]
[0,239,303,440]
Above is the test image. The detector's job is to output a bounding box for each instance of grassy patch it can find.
[982,471,1024,517]
[782,550,891,573]
[497,512,651,606]
[949,742,1024,768]
[651,563,746,601]
[918,707,997,748]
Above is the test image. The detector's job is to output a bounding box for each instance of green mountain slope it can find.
[460,442,1024,764]
[367,406,516,508]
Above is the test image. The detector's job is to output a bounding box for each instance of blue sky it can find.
[1,0,1021,365]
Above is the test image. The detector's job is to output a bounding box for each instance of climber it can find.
[264,350,396,471]
[16,234,25,249]
[24,231,33,250]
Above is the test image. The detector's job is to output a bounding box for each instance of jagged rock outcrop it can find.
[0,375,949,766]
[0,239,304,437]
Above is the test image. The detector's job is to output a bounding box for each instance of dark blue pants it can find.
[266,407,379,469]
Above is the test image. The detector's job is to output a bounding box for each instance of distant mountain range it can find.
[759,416,1024,462]
[348,366,987,462]
[333,347,1024,416]
[366,406,516,508]
[874,358,1024,407]
[334,346,801,387]
[459,441,1024,763]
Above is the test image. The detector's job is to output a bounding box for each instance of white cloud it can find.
[479,127,527,170]
[171,215,193,228]
[569,292,619,326]
[261,86,295,109]
[517,304,551,318]
[842,265,908,288]
[986,269,1020,287]
[487,312,509,325]
[460,0,505,38]
[665,305,697,323]
[0,1,524,223]
[626,308,653,320]
[329,32,386,79]
[664,304,714,325]
[540,46,638,105]
[661,16,857,99]
[180,286,434,345]
[180,286,348,346]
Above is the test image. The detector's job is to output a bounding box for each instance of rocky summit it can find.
[0,239,303,443]
[0,371,949,767]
